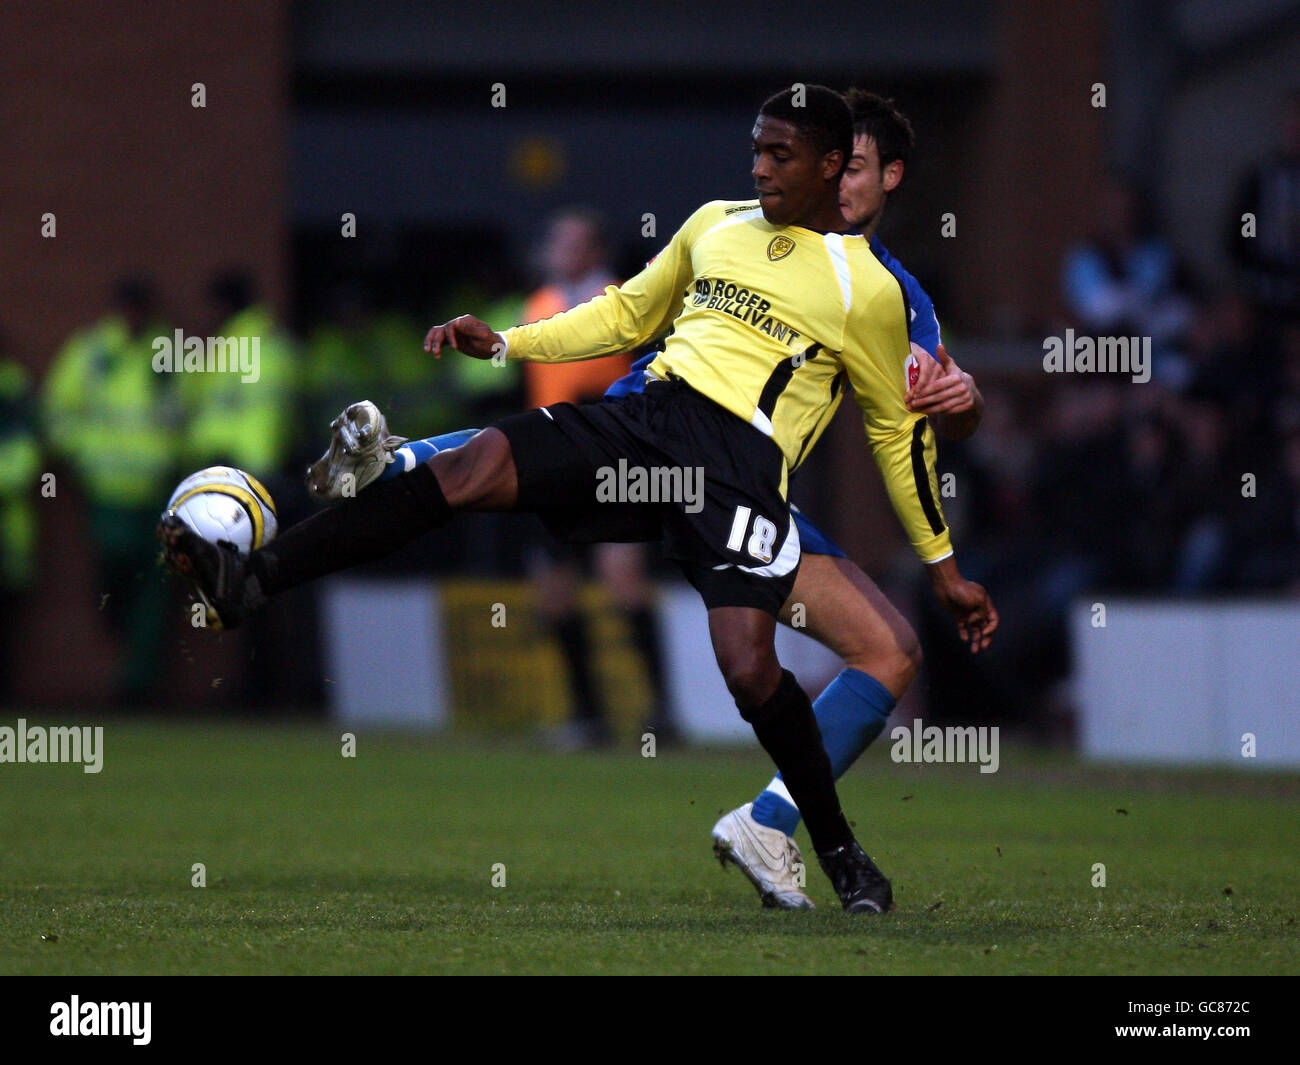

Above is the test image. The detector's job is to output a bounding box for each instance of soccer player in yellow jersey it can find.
[301,89,995,910]
[160,85,994,914]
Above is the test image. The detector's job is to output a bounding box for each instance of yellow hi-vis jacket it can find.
[179,305,299,476]
[42,315,177,508]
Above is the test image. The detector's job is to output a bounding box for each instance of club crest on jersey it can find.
[905,351,921,391]
[767,235,795,261]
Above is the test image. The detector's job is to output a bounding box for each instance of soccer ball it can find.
[165,466,278,556]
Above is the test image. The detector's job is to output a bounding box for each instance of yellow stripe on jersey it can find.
[502,200,953,563]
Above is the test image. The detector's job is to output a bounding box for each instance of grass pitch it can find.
[1,720,1296,975]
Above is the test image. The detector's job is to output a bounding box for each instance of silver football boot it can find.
[305,400,408,502]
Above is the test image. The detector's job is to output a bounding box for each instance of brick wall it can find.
[0,1,288,703]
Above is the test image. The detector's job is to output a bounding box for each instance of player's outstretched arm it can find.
[925,554,999,653]
[906,343,983,440]
[424,315,503,360]
[426,206,709,369]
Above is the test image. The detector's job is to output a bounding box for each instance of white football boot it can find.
[711,802,815,910]
[306,400,408,502]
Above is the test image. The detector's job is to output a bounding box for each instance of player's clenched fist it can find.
[906,343,975,415]
[424,314,505,360]
[906,342,984,441]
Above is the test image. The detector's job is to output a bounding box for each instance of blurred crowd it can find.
[916,94,1300,730]
[1,95,1295,725]
[0,215,678,743]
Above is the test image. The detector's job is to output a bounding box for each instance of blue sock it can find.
[377,429,482,481]
[750,668,895,836]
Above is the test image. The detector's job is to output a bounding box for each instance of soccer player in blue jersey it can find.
[300,92,994,910]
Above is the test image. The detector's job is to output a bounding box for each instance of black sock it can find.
[739,669,854,855]
[554,611,605,723]
[623,606,670,725]
[252,463,452,596]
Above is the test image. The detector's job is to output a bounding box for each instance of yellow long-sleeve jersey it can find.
[502,200,952,563]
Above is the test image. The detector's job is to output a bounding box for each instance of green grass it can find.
[1,720,1296,974]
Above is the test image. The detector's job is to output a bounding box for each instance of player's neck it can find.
[790,201,850,234]
[860,205,885,242]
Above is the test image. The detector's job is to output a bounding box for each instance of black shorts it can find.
[494,379,801,615]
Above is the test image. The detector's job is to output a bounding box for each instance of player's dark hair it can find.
[843,89,915,168]
[759,85,853,176]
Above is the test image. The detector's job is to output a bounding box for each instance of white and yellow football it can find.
[164,466,278,556]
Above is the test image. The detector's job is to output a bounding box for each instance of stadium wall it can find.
[1072,599,1300,767]
[1,1,290,703]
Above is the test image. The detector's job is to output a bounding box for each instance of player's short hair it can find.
[759,85,853,176]
[843,89,915,168]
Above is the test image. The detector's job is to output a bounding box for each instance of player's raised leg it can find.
[159,427,519,628]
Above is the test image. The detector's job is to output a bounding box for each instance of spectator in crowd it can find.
[1229,89,1300,318]
[1062,176,1192,363]
[182,272,306,706]
[303,281,395,437]
[1166,379,1241,594]
[42,277,176,704]
[0,346,40,703]
[181,270,299,479]
[523,209,676,749]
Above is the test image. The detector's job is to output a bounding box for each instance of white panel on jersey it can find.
[823,232,853,312]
